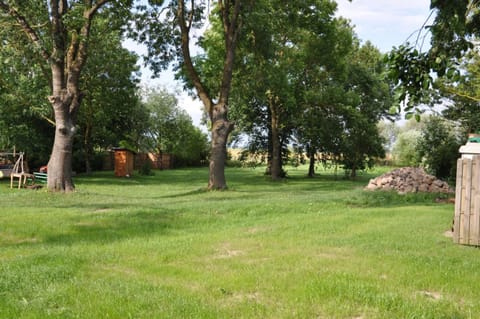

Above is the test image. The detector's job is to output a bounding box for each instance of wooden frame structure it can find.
[9,152,34,189]
[454,146,480,245]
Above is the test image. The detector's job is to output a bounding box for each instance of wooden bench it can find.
[33,172,48,184]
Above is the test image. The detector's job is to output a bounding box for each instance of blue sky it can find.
[128,0,435,127]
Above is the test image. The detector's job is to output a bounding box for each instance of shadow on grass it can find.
[346,189,453,208]
[43,208,181,246]
[76,168,209,187]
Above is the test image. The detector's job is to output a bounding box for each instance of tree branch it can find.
[445,86,480,102]
[177,0,214,116]
[218,0,241,105]
[0,1,51,62]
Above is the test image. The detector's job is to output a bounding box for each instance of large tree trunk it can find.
[47,96,77,192]
[47,59,82,192]
[269,97,282,180]
[208,102,234,190]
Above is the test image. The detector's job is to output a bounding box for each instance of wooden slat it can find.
[473,194,480,245]
[462,158,472,244]
[454,158,463,243]
[470,157,480,244]
[472,156,480,245]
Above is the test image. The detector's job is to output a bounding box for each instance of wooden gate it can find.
[453,155,480,245]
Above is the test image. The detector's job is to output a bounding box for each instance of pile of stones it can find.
[365,167,454,194]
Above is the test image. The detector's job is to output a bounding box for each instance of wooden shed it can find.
[113,148,135,177]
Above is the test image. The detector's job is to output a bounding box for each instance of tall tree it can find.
[76,16,141,173]
[218,0,354,180]
[0,0,132,192]
[136,0,248,189]
[338,42,393,178]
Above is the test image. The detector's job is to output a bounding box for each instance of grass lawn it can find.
[0,166,477,318]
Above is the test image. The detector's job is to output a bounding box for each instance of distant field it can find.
[0,166,476,319]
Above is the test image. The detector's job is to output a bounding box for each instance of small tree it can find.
[143,87,209,167]
[417,116,466,181]
[391,130,422,167]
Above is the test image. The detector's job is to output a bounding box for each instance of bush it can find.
[392,130,422,167]
[138,160,154,176]
[417,116,466,182]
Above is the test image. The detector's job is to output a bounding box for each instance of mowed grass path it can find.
[0,166,477,318]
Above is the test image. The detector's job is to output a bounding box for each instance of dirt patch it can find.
[417,290,442,300]
[214,242,245,259]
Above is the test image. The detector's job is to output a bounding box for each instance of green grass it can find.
[0,166,476,318]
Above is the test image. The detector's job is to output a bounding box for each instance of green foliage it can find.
[138,160,154,176]
[392,129,423,167]
[73,16,143,172]
[131,1,206,76]
[417,116,466,181]
[0,26,53,166]
[198,0,358,178]
[386,1,480,113]
[437,51,480,134]
[377,121,400,153]
[142,87,209,167]
[337,43,393,178]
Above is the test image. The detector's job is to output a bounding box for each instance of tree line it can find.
[0,1,478,192]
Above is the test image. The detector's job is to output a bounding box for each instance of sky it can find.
[128,0,435,128]
[336,0,433,52]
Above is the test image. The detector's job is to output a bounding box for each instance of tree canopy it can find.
[387,1,480,118]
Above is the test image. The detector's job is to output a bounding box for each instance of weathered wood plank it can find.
[454,158,463,243]
[470,157,480,245]
[462,158,472,244]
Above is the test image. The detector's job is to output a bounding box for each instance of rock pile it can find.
[365,167,453,194]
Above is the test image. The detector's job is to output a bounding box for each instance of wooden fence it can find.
[453,155,480,245]
[103,152,174,172]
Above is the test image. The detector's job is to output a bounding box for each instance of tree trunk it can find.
[270,107,282,180]
[84,123,93,174]
[308,148,316,178]
[208,102,234,190]
[350,165,357,179]
[269,98,282,180]
[265,120,273,176]
[47,96,77,192]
